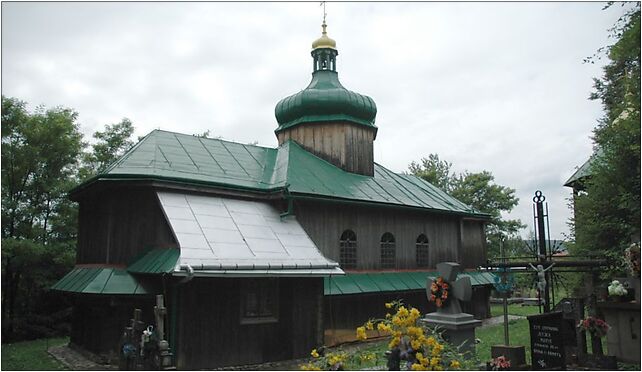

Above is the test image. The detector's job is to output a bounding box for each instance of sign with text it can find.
[527,311,566,370]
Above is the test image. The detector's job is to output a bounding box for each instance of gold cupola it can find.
[311,22,336,50]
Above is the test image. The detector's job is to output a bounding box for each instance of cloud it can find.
[1,2,628,238]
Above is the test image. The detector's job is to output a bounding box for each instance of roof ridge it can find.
[102,129,156,174]
[156,129,277,150]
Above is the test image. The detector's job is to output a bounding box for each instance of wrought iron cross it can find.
[427,262,473,314]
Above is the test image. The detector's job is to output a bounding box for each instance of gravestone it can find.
[420,262,481,355]
[527,311,566,370]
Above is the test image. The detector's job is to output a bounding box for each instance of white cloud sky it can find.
[1,2,630,239]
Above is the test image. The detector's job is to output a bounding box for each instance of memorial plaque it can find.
[528,311,566,370]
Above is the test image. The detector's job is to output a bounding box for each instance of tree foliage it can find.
[409,154,524,258]
[1,96,137,341]
[572,4,641,273]
[1,96,84,339]
[81,118,134,178]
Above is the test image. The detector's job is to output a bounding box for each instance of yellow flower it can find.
[310,349,319,358]
[425,336,437,347]
[434,365,444,371]
[299,362,321,371]
[430,357,440,367]
[410,307,421,318]
[431,343,444,357]
[356,326,367,341]
[411,363,427,370]
[388,336,400,349]
[392,316,403,326]
[411,339,422,350]
[397,306,409,317]
[365,321,374,330]
[385,302,393,309]
[385,313,392,319]
[377,322,391,333]
[450,360,461,369]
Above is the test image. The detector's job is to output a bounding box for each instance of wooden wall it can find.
[295,201,487,270]
[460,220,487,268]
[324,286,491,344]
[277,122,376,176]
[76,187,176,265]
[176,277,323,369]
[70,295,155,361]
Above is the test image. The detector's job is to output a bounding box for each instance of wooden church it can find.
[53,20,494,369]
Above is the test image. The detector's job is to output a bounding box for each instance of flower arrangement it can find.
[578,316,610,338]
[607,280,628,297]
[624,243,641,277]
[488,355,511,371]
[429,277,450,308]
[300,301,469,371]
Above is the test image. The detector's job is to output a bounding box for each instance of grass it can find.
[475,319,531,364]
[1,337,68,371]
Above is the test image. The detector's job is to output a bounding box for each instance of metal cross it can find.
[320,2,327,24]
[427,262,473,315]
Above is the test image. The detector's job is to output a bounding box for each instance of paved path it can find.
[48,344,116,371]
[481,314,525,328]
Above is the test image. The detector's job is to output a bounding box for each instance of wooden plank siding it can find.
[277,122,376,176]
[294,201,487,270]
[70,295,155,360]
[176,277,323,369]
[76,187,177,265]
[324,286,491,345]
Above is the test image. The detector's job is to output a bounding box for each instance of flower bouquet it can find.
[607,279,628,300]
[429,276,450,308]
[488,355,511,371]
[578,316,610,338]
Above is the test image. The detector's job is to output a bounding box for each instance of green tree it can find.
[572,4,640,273]
[1,96,84,339]
[409,154,524,258]
[81,118,134,177]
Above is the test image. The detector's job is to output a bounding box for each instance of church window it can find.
[416,234,429,268]
[240,278,278,324]
[380,232,396,269]
[339,230,357,269]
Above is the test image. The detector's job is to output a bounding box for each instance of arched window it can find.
[416,234,430,268]
[380,232,396,269]
[339,230,357,269]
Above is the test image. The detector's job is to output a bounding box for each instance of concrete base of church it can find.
[420,312,482,355]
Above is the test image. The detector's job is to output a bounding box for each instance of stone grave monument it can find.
[420,262,481,355]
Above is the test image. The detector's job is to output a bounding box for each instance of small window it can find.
[339,230,357,269]
[380,232,396,269]
[416,234,430,268]
[241,279,278,324]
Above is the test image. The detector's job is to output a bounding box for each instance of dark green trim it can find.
[274,115,378,135]
[290,193,491,220]
[69,174,287,200]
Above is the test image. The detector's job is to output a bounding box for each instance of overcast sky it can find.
[2,2,631,239]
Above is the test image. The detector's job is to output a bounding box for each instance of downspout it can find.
[280,186,294,219]
[171,264,195,367]
[178,264,194,284]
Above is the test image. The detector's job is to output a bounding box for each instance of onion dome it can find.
[312,22,336,50]
[275,22,377,134]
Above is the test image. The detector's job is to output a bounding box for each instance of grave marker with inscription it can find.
[527,311,566,370]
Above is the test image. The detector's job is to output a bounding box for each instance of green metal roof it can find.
[72,130,488,218]
[51,267,158,295]
[127,248,180,274]
[564,149,601,188]
[274,70,377,133]
[324,271,497,296]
